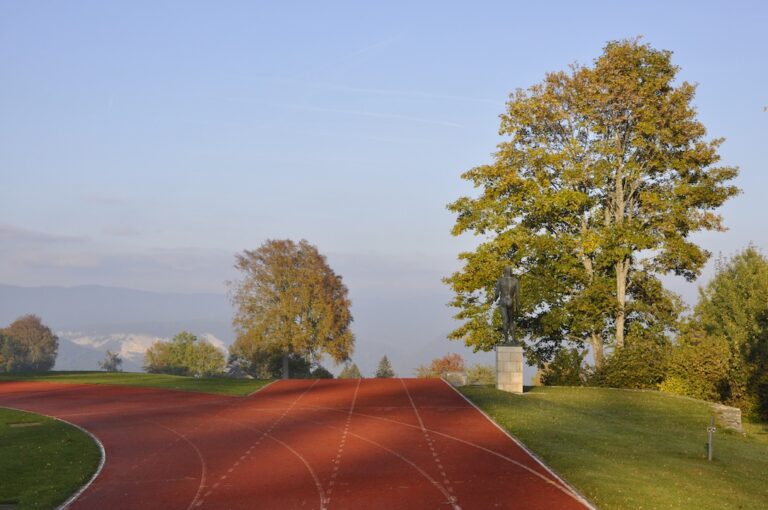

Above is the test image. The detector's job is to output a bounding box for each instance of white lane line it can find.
[196,380,323,509]
[154,422,208,510]
[325,378,361,508]
[258,385,592,507]
[441,380,597,510]
[268,404,455,506]
[246,380,278,397]
[399,379,461,510]
[212,413,328,508]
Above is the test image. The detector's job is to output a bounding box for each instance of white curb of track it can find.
[1,405,106,510]
[440,380,598,510]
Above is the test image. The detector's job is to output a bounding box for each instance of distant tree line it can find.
[0,315,58,372]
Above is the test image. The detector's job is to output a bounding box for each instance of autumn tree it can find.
[0,315,58,371]
[375,355,395,378]
[229,239,354,379]
[416,353,466,378]
[446,38,739,366]
[144,331,226,377]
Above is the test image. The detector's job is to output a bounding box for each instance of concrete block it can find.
[496,346,524,394]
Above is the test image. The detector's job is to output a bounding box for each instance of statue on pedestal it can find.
[492,266,520,346]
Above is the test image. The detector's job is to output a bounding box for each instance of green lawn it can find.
[0,408,101,510]
[0,371,272,396]
[460,385,768,510]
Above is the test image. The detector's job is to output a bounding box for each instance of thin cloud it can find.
[315,82,501,105]
[80,193,132,206]
[282,104,462,128]
[346,35,402,59]
[0,224,87,244]
[102,226,140,237]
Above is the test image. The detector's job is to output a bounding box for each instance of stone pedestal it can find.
[496,345,523,393]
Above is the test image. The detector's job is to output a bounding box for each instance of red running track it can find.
[0,379,593,510]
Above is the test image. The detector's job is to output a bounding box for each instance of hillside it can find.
[461,386,768,510]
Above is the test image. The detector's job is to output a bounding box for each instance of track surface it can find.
[0,379,591,509]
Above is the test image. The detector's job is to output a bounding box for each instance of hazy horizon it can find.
[2,2,766,375]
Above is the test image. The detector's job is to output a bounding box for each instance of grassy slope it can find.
[0,371,272,396]
[460,385,768,510]
[0,408,101,509]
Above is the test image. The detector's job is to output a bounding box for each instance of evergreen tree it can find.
[339,362,363,378]
[375,355,395,378]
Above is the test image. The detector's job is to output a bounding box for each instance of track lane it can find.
[0,379,592,510]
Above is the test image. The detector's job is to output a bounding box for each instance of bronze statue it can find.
[492,266,520,345]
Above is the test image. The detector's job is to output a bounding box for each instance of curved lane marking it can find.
[440,380,597,509]
[214,415,327,510]
[254,388,589,506]
[195,380,322,509]
[154,422,208,510]
[254,399,456,507]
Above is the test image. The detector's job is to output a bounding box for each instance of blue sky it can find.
[1,1,766,368]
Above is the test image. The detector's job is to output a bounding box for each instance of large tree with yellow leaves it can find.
[446,39,739,366]
[229,239,354,378]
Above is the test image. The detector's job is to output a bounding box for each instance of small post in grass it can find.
[707,416,716,461]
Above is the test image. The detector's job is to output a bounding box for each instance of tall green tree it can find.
[229,239,354,379]
[446,38,739,365]
[667,247,768,416]
[375,355,395,378]
[0,315,58,371]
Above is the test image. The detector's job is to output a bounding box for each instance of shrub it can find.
[228,346,311,379]
[753,371,768,421]
[414,365,437,378]
[540,348,587,386]
[466,364,495,385]
[310,365,334,379]
[591,338,669,390]
[660,331,730,402]
[144,331,226,377]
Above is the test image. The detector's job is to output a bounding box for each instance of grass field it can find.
[0,371,272,396]
[0,408,101,509]
[460,385,768,510]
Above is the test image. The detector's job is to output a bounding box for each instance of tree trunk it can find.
[590,333,604,368]
[282,354,290,380]
[615,259,627,349]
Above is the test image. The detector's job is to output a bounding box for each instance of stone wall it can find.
[712,403,743,433]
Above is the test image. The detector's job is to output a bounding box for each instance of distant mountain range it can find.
[0,284,233,372]
[0,284,499,377]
